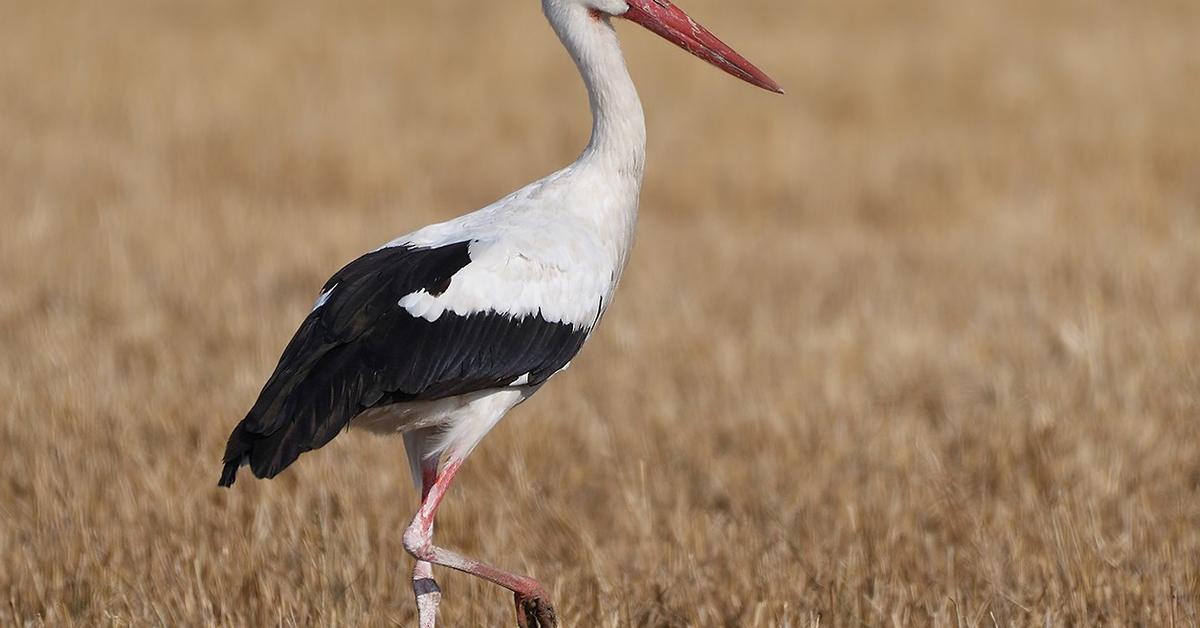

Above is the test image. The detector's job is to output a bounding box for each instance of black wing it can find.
[218,242,591,486]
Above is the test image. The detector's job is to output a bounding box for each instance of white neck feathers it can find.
[543,2,647,182]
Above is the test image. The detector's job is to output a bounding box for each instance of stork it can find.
[218,0,780,626]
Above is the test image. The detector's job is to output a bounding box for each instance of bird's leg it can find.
[402,457,558,628]
[412,455,442,628]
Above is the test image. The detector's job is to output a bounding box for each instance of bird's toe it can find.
[514,592,558,628]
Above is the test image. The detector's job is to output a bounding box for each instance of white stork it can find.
[218,0,780,626]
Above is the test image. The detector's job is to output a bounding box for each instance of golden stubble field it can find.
[2,0,1199,625]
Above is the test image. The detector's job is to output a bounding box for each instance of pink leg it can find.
[402,458,558,628]
[413,455,442,628]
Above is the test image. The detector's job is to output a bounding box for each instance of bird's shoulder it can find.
[311,230,607,335]
[384,234,607,328]
[405,208,607,268]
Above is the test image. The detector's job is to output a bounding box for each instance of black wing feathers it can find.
[219,243,590,487]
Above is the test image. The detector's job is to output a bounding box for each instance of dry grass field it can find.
[3,0,1200,625]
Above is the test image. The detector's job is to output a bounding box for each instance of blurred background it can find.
[2,0,1198,625]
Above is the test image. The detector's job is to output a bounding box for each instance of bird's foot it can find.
[414,578,442,628]
[514,591,558,628]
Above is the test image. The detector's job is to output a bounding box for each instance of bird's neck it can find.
[547,5,647,183]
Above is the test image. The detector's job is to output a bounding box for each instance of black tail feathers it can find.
[217,424,254,488]
[218,459,241,488]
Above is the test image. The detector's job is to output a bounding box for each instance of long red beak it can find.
[621,0,784,94]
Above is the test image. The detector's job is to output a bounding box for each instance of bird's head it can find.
[549,0,783,94]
